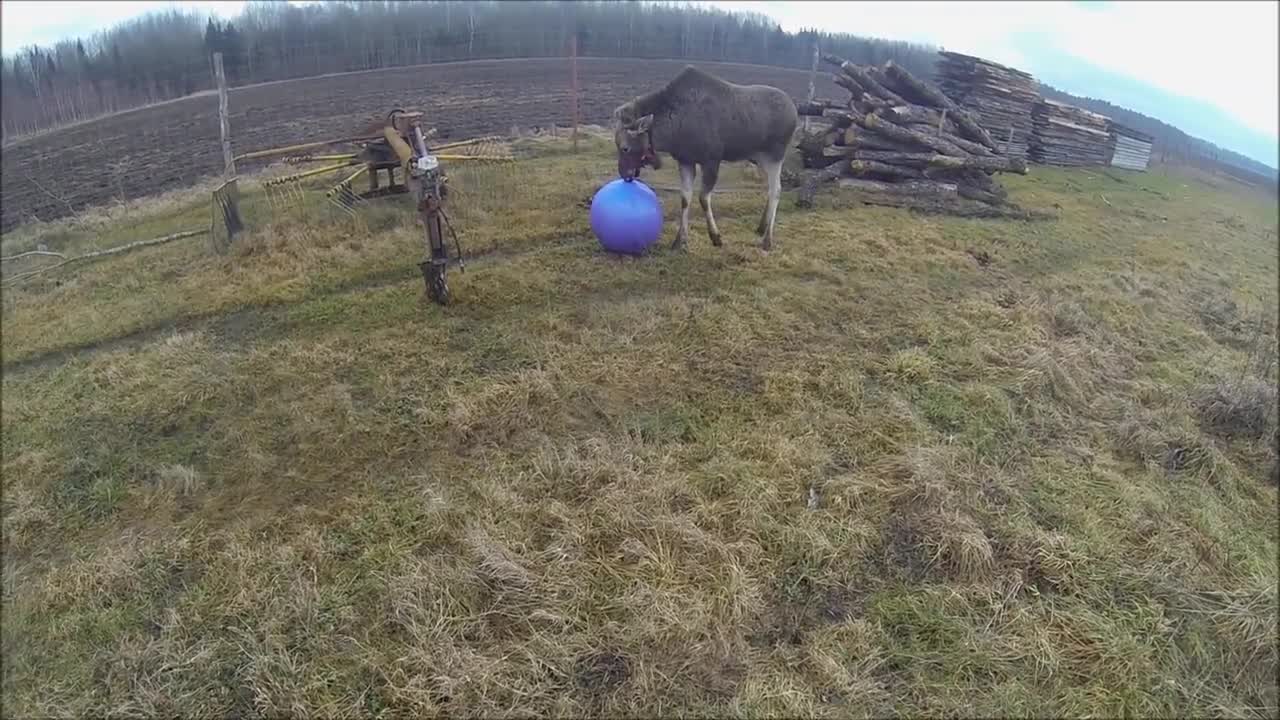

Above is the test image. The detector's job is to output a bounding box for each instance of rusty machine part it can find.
[383,109,454,304]
[234,112,514,305]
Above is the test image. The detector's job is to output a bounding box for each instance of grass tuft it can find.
[1194,377,1278,441]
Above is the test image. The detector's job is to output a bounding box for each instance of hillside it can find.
[1037,84,1279,187]
[2,133,1276,716]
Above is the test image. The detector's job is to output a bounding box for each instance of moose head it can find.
[613,112,661,181]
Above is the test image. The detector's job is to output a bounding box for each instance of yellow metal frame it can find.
[262,161,357,187]
[285,153,359,164]
[236,136,380,162]
[326,165,370,198]
[431,135,504,151]
[436,154,516,162]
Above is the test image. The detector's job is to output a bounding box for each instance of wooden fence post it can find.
[214,53,235,178]
[803,42,819,133]
[570,34,579,152]
[211,52,242,251]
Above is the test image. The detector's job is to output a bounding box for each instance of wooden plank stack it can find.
[795,54,1028,212]
[1107,122,1153,171]
[1029,99,1113,166]
[935,51,1039,160]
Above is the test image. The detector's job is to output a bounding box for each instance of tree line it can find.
[0,0,935,138]
[1,0,1271,180]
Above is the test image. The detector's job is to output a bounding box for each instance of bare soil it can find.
[0,58,838,231]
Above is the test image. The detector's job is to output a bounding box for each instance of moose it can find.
[612,65,799,252]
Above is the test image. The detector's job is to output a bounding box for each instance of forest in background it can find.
[1,0,1275,184]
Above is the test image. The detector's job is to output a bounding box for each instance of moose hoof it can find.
[709,232,722,247]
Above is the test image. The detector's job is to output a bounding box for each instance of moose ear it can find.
[634,114,654,132]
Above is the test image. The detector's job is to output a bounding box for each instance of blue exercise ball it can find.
[589,178,663,255]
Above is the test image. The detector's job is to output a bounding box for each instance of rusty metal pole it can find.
[570,34,579,152]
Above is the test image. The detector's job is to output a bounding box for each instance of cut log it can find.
[843,127,922,152]
[858,93,891,110]
[841,151,1025,174]
[796,99,844,117]
[822,54,908,105]
[833,73,865,98]
[940,133,996,158]
[837,178,960,196]
[797,163,848,208]
[895,122,995,158]
[951,170,1009,198]
[810,107,863,129]
[884,60,998,151]
[878,104,959,134]
[862,113,965,156]
[925,153,1027,174]
[846,159,926,179]
[956,183,1006,204]
[796,131,832,157]
[851,150,939,167]
[883,61,954,111]
[868,66,906,100]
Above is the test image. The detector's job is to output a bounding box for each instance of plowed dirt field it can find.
[1,58,838,230]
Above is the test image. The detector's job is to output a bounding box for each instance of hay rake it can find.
[236,111,514,304]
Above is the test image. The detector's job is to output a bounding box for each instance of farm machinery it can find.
[231,110,513,305]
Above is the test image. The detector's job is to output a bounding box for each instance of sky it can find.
[1,1,248,49]
[709,0,1278,167]
[2,0,1276,166]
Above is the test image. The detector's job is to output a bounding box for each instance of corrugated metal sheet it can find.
[1110,134,1152,171]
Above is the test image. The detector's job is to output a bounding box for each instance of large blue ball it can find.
[589,178,663,255]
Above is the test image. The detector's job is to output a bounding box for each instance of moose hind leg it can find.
[759,157,783,252]
[699,160,722,247]
[674,162,696,250]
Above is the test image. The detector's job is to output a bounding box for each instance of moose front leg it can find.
[673,162,696,250]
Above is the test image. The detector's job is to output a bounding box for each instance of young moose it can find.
[612,66,799,252]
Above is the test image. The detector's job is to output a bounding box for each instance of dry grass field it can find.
[2,132,1277,717]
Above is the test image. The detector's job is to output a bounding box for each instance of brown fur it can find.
[613,66,799,251]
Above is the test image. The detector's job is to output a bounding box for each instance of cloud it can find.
[708,1,1278,142]
[1,1,245,50]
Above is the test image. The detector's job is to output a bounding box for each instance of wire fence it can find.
[3,30,925,142]
[1,38,847,231]
[0,32,1255,233]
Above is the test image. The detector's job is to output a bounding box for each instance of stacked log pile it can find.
[935,51,1038,160]
[1030,99,1113,166]
[796,54,1028,213]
